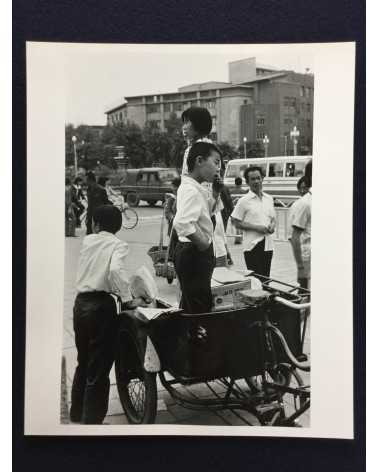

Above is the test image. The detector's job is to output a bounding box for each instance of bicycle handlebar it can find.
[274,296,310,310]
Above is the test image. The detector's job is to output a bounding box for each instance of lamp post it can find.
[283,135,288,156]
[262,134,270,157]
[71,135,78,176]
[290,126,300,156]
[243,136,247,159]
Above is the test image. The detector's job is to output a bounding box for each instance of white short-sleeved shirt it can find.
[231,190,275,252]
[173,176,214,246]
[76,231,133,302]
[288,198,302,239]
[213,212,227,258]
[291,190,311,262]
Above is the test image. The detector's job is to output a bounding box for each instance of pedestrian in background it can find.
[72,177,85,228]
[85,172,111,235]
[65,177,76,236]
[290,161,312,289]
[231,166,275,279]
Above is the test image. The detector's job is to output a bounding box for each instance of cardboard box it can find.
[211,278,251,311]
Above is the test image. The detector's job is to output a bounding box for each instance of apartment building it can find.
[105,57,313,156]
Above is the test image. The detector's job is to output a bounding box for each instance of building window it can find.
[307,119,312,128]
[205,100,215,109]
[283,96,297,107]
[146,120,160,129]
[256,132,265,140]
[305,87,311,98]
[257,118,265,126]
[146,104,159,114]
[173,102,182,112]
[284,118,293,125]
[306,103,311,113]
[300,86,305,97]
[164,103,171,112]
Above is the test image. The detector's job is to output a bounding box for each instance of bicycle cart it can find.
[115,275,310,426]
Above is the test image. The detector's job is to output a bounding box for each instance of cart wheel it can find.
[167,277,174,284]
[245,364,307,416]
[115,332,157,424]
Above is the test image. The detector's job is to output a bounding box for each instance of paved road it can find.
[62,205,310,427]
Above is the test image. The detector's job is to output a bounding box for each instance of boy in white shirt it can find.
[173,141,222,313]
[70,205,150,424]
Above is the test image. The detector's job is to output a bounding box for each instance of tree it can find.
[217,141,239,162]
[164,113,186,169]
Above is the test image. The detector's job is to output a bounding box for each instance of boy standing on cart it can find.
[173,141,222,314]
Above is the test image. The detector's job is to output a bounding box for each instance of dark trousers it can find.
[174,242,215,314]
[243,238,273,279]
[74,201,85,227]
[70,292,118,424]
[86,209,93,235]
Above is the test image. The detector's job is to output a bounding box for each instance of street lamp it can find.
[243,136,247,159]
[290,126,300,156]
[262,135,270,157]
[71,135,78,176]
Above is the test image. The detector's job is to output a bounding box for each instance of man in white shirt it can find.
[173,141,222,313]
[291,161,312,289]
[70,205,150,424]
[231,166,276,278]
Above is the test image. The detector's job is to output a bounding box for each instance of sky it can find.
[64,43,315,126]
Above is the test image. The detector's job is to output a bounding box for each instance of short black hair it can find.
[93,205,122,234]
[171,177,181,188]
[305,159,312,187]
[187,141,222,173]
[86,171,96,183]
[74,177,83,184]
[181,107,212,136]
[243,165,264,183]
[235,176,243,186]
[296,175,309,190]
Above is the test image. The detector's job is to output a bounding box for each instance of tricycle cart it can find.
[115,274,310,426]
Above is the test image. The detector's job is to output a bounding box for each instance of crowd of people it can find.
[67,106,312,424]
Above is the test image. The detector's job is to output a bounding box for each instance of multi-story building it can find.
[105,57,313,156]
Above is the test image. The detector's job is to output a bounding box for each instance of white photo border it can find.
[25,42,355,438]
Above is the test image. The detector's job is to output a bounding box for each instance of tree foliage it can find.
[65,116,237,172]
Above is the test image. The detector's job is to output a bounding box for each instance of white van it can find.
[224,156,311,206]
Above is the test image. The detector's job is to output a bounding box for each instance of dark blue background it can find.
[13,1,365,471]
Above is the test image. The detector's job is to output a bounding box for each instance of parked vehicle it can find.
[224,156,311,206]
[110,168,180,207]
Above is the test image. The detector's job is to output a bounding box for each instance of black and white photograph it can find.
[25,42,355,437]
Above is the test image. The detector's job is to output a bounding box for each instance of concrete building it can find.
[105,57,314,156]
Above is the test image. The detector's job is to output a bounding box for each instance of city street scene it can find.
[62,46,313,428]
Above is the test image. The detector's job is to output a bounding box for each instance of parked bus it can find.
[224,156,311,206]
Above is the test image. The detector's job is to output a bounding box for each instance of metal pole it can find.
[244,141,247,159]
[293,138,297,156]
[73,142,78,175]
[284,136,287,156]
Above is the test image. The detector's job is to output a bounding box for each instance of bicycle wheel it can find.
[115,332,157,424]
[122,208,138,229]
[245,364,306,411]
